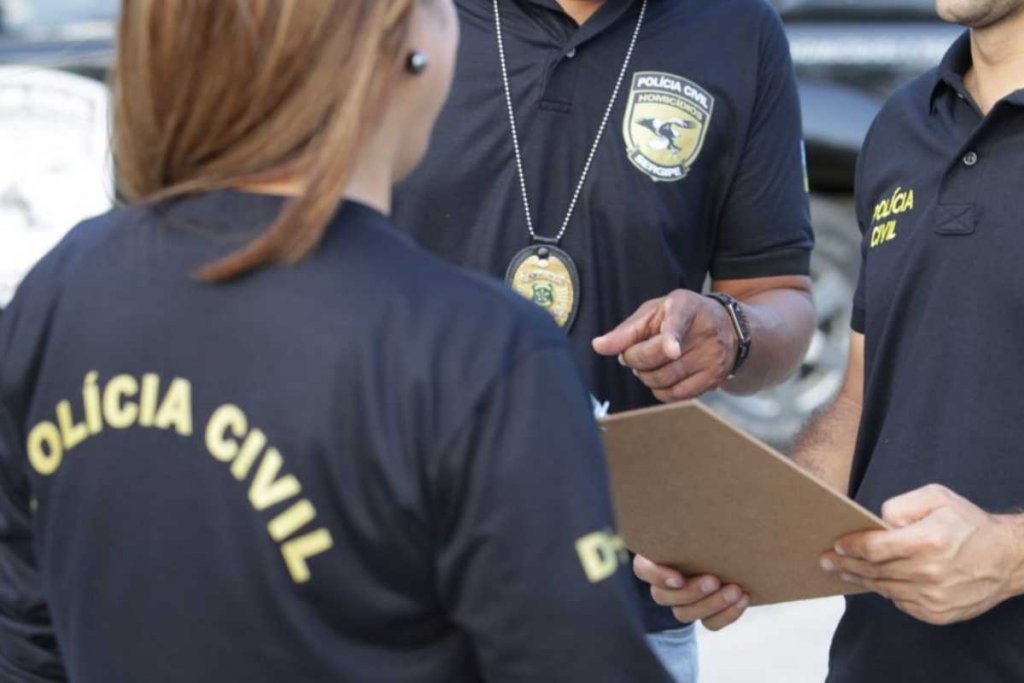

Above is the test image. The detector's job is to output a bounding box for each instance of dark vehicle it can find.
[703,0,960,445]
[0,0,962,444]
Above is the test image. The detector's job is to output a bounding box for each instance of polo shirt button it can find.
[565,47,577,59]
[963,151,979,167]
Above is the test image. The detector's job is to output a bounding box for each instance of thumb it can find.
[881,484,957,528]
[593,303,658,356]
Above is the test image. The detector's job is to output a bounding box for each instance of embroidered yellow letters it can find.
[870,186,915,248]
[25,374,332,584]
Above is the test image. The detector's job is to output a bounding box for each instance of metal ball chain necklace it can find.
[495,0,648,330]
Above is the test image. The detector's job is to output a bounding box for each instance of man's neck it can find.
[556,0,606,25]
[967,9,1024,114]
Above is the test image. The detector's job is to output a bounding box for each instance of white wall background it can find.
[698,597,844,683]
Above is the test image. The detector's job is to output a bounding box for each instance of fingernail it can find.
[666,577,683,589]
[840,573,856,583]
[724,587,741,603]
[834,544,847,557]
[618,354,626,367]
[632,368,639,377]
[737,595,751,610]
[700,578,717,594]
[820,557,836,572]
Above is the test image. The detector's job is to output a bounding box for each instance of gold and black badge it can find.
[505,244,580,330]
[623,71,714,182]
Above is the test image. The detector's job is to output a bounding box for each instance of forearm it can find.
[791,394,860,493]
[723,287,814,395]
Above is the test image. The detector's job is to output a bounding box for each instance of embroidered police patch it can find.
[623,71,714,182]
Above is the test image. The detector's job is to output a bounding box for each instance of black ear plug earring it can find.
[406,51,428,75]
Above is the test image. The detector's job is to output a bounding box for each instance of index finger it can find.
[592,302,660,357]
[620,295,698,369]
[835,523,934,564]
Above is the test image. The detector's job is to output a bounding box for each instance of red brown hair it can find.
[114,0,416,280]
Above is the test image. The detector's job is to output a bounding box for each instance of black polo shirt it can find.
[0,191,671,682]
[832,33,1024,682]
[393,0,813,631]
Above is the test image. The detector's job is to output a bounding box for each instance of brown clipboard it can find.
[600,400,887,606]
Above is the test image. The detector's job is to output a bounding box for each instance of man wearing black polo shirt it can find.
[393,0,816,677]
[641,2,1024,679]
[787,2,1024,680]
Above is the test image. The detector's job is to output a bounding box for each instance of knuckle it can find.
[920,533,946,554]
[840,540,863,560]
[664,292,686,311]
[861,542,883,563]
[934,507,961,526]
[918,563,942,583]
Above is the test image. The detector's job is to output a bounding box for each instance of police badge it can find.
[505,243,580,330]
[623,71,714,182]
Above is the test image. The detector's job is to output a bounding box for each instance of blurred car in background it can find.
[704,0,960,446]
[0,0,962,445]
[0,0,114,305]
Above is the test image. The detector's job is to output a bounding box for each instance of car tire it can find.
[701,194,861,449]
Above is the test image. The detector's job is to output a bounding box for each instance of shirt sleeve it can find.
[0,266,68,682]
[850,118,879,334]
[711,6,814,280]
[430,343,671,683]
[0,395,66,682]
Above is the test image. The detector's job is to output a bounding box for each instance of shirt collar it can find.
[510,0,641,49]
[930,30,972,110]
[929,30,1024,111]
